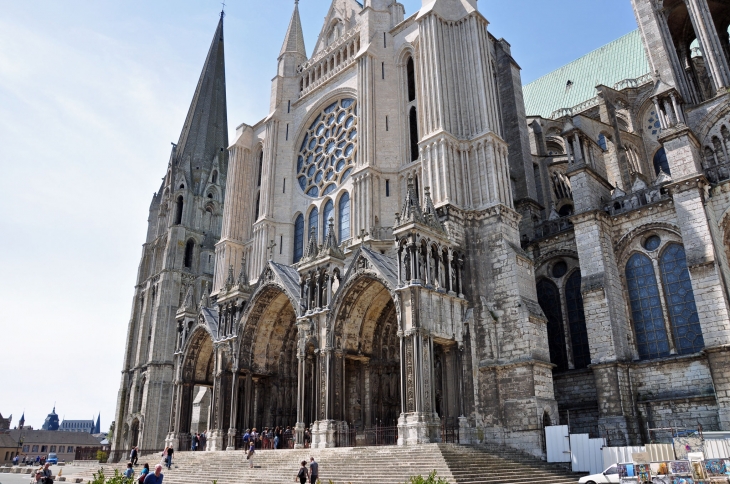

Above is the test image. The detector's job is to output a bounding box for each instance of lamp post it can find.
[15,434,24,464]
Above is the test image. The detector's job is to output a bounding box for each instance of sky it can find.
[0,0,639,431]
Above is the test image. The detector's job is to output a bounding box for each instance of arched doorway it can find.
[236,287,299,445]
[331,276,400,444]
[177,329,215,450]
[130,419,140,448]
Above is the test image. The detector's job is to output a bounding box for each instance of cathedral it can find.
[111,0,730,458]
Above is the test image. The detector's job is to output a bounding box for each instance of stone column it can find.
[294,343,306,448]
[684,0,730,92]
[226,370,239,450]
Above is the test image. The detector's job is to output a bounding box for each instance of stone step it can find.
[61,443,583,484]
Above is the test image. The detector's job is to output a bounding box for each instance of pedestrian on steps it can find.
[296,460,307,484]
[309,456,318,484]
[164,447,173,470]
[130,447,138,466]
[247,440,255,469]
[143,464,164,484]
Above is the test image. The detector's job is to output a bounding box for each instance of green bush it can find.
[96,450,108,463]
[90,468,134,484]
[405,471,449,484]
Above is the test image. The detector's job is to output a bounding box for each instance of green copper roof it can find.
[523,29,650,118]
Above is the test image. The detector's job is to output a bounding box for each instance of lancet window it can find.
[338,192,350,242]
[625,236,704,360]
[293,214,304,263]
[308,207,319,245]
[322,199,334,239]
[174,196,184,225]
[535,259,591,371]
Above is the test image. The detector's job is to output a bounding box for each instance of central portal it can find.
[312,275,401,447]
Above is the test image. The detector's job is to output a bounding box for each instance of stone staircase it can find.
[61,444,583,484]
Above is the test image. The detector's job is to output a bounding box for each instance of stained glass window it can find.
[308,207,319,245]
[338,192,351,242]
[644,235,661,251]
[659,244,704,355]
[293,214,304,263]
[565,271,591,369]
[626,253,670,360]
[537,279,568,371]
[297,98,358,198]
[322,199,334,239]
[598,134,607,151]
[653,148,670,175]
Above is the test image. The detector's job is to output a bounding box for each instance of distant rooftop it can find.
[523,30,650,119]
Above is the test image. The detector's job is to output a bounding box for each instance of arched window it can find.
[174,196,184,225]
[293,214,304,263]
[338,192,350,242]
[211,170,218,184]
[322,199,334,239]
[653,147,670,175]
[598,133,607,151]
[659,243,704,354]
[409,106,419,162]
[536,279,568,371]
[254,192,260,221]
[565,271,590,369]
[308,207,319,245]
[406,57,416,102]
[257,151,263,187]
[626,253,670,359]
[184,240,195,268]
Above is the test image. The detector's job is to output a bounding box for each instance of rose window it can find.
[297,98,358,198]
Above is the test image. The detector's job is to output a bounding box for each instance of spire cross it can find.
[267,239,278,260]
[220,2,226,18]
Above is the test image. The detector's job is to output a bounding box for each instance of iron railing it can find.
[362,425,398,446]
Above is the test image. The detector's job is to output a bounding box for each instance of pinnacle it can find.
[175,16,228,171]
[279,1,307,58]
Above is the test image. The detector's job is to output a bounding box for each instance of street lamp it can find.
[15,434,24,464]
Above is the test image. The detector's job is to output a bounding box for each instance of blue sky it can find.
[0,0,638,430]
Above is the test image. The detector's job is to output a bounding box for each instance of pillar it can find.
[685,0,730,92]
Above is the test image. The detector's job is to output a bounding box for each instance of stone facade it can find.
[113,0,730,458]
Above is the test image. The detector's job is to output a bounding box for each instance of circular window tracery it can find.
[298,98,358,198]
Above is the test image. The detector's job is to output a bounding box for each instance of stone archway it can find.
[236,286,299,444]
[175,328,215,450]
[328,276,401,444]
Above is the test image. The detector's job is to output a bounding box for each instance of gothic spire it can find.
[237,255,249,287]
[175,15,229,171]
[303,227,319,260]
[397,174,425,225]
[279,1,307,58]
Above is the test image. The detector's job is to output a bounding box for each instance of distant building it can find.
[8,429,102,462]
[41,407,59,431]
[60,414,101,433]
[0,434,18,464]
[0,412,10,431]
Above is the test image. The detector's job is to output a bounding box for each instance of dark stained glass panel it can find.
[537,278,568,371]
[659,243,704,355]
[626,253,670,360]
[565,271,591,369]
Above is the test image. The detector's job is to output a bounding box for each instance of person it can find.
[35,455,40,464]
[34,470,43,483]
[247,439,255,469]
[40,462,53,484]
[309,456,318,484]
[262,428,270,450]
[304,428,311,448]
[274,427,280,450]
[124,463,134,479]
[130,447,138,466]
[143,464,163,484]
[199,431,206,451]
[164,446,173,470]
[13,454,18,465]
[242,428,251,448]
[137,463,150,484]
[296,460,308,484]
[251,428,259,449]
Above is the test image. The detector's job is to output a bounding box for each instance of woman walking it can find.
[247,439,255,469]
[296,461,308,484]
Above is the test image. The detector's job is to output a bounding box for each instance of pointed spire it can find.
[319,217,345,259]
[303,227,319,260]
[199,280,210,308]
[397,175,425,226]
[422,187,446,233]
[237,255,249,287]
[182,285,195,311]
[280,1,307,58]
[175,16,228,171]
